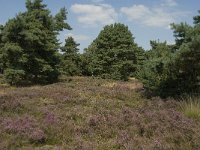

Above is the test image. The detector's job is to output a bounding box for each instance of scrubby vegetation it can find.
[0,0,199,149]
[0,77,200,149]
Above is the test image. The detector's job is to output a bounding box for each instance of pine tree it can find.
[60,37,81,76]
[0,25,4,74]
[167,10,200,95]
[136,40,175,96]
[138,10,200,97]
[84,23,140,80]
[1,0,71,85]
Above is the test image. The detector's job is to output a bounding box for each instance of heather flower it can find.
[29,129,46,143]
[44,111,59,125]
[2,115,46,143]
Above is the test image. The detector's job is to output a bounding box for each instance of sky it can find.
[0,0,199,52]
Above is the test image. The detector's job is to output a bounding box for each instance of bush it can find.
[0,74,4,84]
[4,69,26,85]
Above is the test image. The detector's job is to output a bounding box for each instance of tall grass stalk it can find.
[179,96,200,120]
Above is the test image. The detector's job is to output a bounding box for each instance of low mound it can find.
[0,77,199,149]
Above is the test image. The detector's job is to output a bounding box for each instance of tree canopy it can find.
[0,1,199,98]
[60,36,81,76]
[0,0,71,85]
[83,23,143,80]
[137,10,200,97]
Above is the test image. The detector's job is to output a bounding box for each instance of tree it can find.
[166,10,200,95]
[138,10,200,97]
[136,40,175,96]
[79,48,93,76]
[1,0,71,85]
[0,25,4,74]
[60,37,81,76]
[84,23,140,80]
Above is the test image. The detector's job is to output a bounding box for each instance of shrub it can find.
[4,69,26,85]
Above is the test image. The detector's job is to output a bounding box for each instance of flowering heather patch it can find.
[0,77,200,149]
[0,95,23,112]
[2,115,46,143]
[43,110,59,125]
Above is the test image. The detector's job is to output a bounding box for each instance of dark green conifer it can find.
[60,37,81,76]
[84,23,141,80]
[1,0,71,85]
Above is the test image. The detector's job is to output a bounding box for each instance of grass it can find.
[179,96,200,121]
[0,76,200,149]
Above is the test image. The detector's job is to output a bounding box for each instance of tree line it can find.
[0,0,199,98]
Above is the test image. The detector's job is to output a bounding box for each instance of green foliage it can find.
[136,41,175,96]
[4,68,26,85]
[60,37,81,76]
[54,7,72,31]
[166,11,200,96]
[83,23,142,80]
[79,52,91,76]
[138,11,200,97]
[0,25,4,74]
[1,0,71,85]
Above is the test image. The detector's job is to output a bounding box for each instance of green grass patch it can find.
[179,96,200,121]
